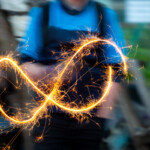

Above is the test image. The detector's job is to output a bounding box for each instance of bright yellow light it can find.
[0,37,127,125]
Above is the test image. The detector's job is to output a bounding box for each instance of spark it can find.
[0,37,127,125]
[35,135,44,143]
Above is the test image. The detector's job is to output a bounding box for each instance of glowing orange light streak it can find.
[0,58,111,124]
[0,37,127,124]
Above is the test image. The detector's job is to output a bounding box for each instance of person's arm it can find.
[20,62,64,82]
[16,6,44,63]
[21,62,53,81]
[96,82,121,119]
[20,59,78,84]
[96,8,126,118]
[16,6,52,82]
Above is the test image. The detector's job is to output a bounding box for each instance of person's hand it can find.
[96,82,121,119]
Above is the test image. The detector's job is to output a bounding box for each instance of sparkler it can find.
[0,37,127,125]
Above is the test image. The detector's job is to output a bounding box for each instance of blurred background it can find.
[0,0,150,150]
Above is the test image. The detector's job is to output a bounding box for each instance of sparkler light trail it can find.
[0,37,127,125]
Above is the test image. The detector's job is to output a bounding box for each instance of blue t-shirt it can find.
[17,0,125,64]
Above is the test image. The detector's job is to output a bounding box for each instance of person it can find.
[17,0,125,149]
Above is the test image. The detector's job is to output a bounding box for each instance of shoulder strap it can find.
[41,2,50,44]
[95,2,105,38]
[42,2,50,41]
[37,2,50,44]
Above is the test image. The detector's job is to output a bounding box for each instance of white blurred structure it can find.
[0,0,29,11]
[125,0,150,23]
[0,0,30,40]
[8,16,30,39]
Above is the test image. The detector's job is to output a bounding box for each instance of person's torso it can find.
[41,0,103,64]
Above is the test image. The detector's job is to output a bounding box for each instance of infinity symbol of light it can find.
[0,37,127,125]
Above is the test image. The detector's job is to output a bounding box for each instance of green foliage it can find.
[123,26,150,85]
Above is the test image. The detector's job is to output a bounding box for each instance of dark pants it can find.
[32,113,106,150]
